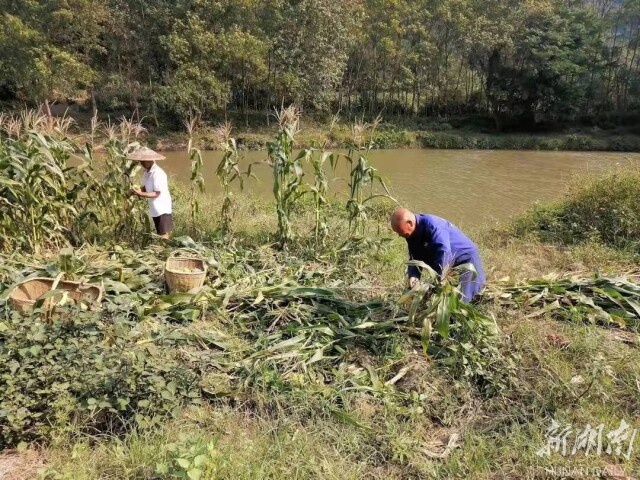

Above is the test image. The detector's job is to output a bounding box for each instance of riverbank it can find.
[72,118,640,152]
[141,128,640,152]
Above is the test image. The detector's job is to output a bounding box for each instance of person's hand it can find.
[129,187,140,197]
[408,277,419,289]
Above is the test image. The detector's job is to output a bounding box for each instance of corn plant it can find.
[0,109,153,252]
[307,150,335,248]
[342,117,394,238]
[79,118,151,245]
[89,110,100,148]
[185,115,205,233]
[58,248,86,280]
[306,113,340,249]
[267,106,307,249]
[119,115,147,146]
[41,110,75,139]
[2,116,22,138]
[0,106,75,141]
[0,132,83,254]
[213,121,246,233]
[495,274,640,329]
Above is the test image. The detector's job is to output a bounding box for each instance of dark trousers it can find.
[457,251,486,302]
[152,214,173,235]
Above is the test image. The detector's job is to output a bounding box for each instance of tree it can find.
[0,12,95,103]
[269,0,363,111]
[159,13,231,119]
[0,0,636,127]
[475,1,606,129]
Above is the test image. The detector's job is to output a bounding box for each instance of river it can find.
[159,149,637,229]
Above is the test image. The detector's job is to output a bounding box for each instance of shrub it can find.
[371,128,413,149]
[510,166,640,251]
[606,136,640,152]
[236,134,267,150]
[564,134,597,151]
[424,121,453,132]
[419,132,470,149]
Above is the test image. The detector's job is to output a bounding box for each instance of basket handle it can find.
[51,272,64,291]
[43,272,65,319]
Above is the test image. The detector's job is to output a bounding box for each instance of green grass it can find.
[41,407,386,479]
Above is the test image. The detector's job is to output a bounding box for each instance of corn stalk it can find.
[185,115,205,234]
[494,274,640,329]
[81,119,150,245]
[342,117,395,238]
[268,106,306,249]
[0,132,80,254]
[307,150,335,249]
[399,260,506,392]
[0,110,152,252]
[214,122,246,233]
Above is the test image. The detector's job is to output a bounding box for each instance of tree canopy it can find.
[1,0,639,129]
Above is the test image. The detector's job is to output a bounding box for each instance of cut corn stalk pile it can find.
[492,274,640,329]
[3,238,640,447]
[2,242,638,391]
[0,239,506,396]
[2,241,639,393]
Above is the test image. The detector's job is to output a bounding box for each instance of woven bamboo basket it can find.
[164,250,207,293]
[9,275,103,313]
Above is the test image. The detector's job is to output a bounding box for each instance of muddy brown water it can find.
[157,149,637,229]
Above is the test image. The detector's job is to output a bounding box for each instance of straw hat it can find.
[126,146,165,162]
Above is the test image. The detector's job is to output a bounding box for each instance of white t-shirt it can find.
[143,163,172,217]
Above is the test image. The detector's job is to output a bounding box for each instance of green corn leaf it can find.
[625,298,640,318]
[421,317,432,354]
[267,334,306,352]
[435,297,451,339]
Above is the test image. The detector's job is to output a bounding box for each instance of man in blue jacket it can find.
[390,208,485,302]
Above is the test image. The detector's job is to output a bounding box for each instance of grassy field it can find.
[1,112,640,479]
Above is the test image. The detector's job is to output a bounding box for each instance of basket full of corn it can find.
[164,249,207,293]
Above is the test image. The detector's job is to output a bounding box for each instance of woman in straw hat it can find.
[128,147,173,239]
